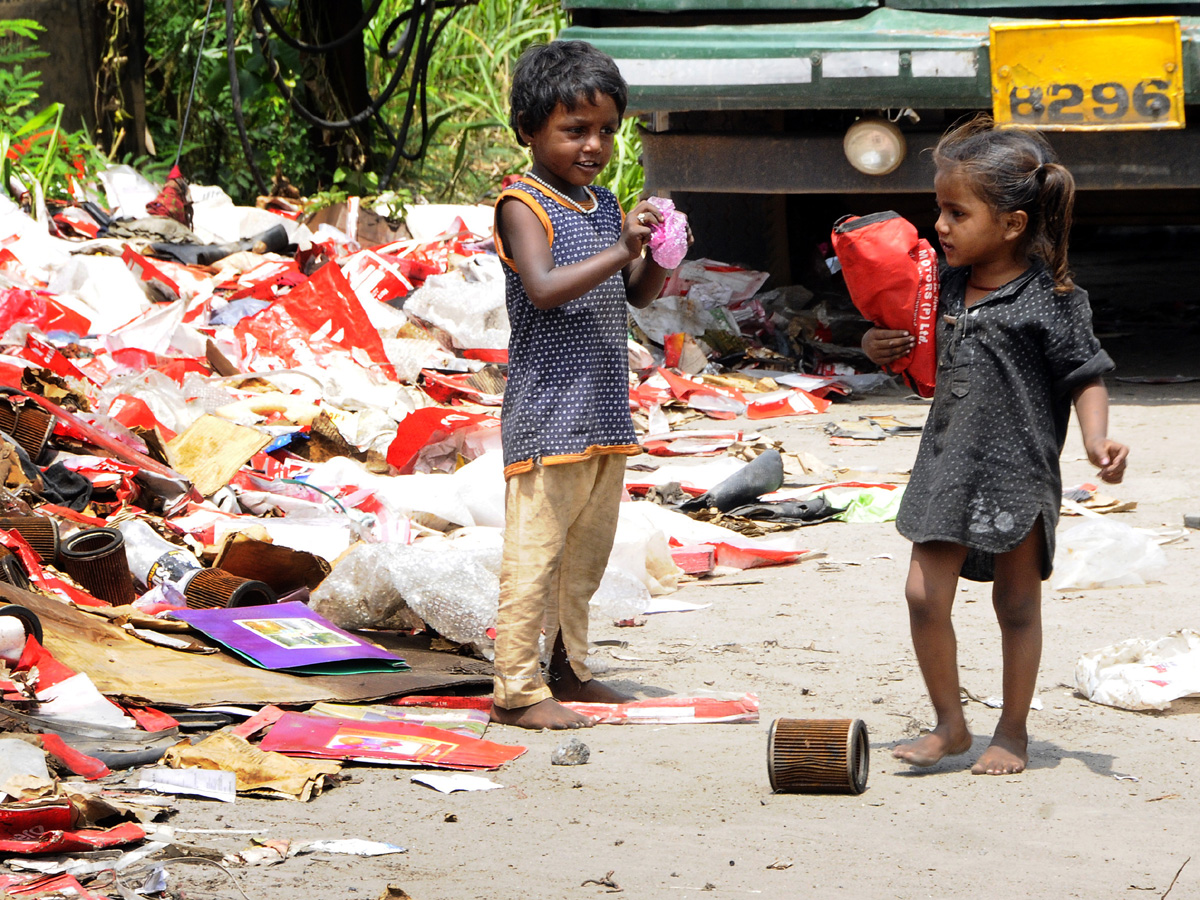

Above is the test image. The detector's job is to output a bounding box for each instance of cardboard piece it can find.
[166,414,272,497]
[170,601,408,675]
[163,731,340,801]
[213,534,331,595]
[2,583,490,707]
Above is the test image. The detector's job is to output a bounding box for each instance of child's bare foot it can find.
[489,698,595,730]
[892,724,972,767]
[557,677,631,704]
[546,632,632,704]
[971,731,1028,775]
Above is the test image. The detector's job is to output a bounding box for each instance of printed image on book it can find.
[236,617,358,650]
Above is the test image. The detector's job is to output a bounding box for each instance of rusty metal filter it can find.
[183,567,278,610]
[59,527,137,606]
[0,516,60,564]
[10,406,55,461]
[0,547,32,592]
[0,402,15,436]
[767,718,869,795]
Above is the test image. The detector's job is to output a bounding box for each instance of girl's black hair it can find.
[508,40,628,146]
[934,115,1076,293]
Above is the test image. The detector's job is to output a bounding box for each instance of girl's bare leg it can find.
[893,540,973,766]
[972,518,1044,775]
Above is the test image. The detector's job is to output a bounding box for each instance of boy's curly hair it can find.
[509,40,628,146]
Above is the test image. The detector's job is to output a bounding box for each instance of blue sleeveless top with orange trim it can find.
[493,177,639,480]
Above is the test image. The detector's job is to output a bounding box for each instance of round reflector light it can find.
[843,118,906,176]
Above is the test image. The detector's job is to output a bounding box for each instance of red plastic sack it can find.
[832,212,939,398]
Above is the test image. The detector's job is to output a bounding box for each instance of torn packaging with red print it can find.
[0,288,91,338]
[745,388,832,419]
[39,733,111,780]
[234,262,394,375]
[1,873,111,900]
[650,368,747,419]
[222,259,305,301]
[259,712,525,770]
[386,407,497,474]
[0,797,145,854]
[417,370,502,407]
[1,634,77,695]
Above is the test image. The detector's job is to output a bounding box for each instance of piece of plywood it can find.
[165,414,271,497]
[3,584,490,708]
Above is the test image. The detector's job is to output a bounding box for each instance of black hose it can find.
[256,0,387,54]
[247,0,474,189]
[226,0,270,195]
[175,0,218,170]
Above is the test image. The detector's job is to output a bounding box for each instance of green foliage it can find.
[141,0,321,199]
[595,119,645,211]
[378,0,645,210]
[135,0,645,210]
[1,20,106,215]
[377,0,559,203]
[0,19,47,130]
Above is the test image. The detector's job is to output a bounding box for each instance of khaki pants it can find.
[492,455,626,709]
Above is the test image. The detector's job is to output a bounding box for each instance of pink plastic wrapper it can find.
[647,196,688,269]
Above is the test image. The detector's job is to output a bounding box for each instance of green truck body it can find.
[561,1,1200,275]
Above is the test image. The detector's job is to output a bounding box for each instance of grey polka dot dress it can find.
[494,178,640,480]
[896,263,1114,581]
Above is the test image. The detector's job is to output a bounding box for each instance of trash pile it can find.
[0,162,908,895]
[0,162,903,650]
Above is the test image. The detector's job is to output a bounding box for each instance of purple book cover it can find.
[171,602,406,673]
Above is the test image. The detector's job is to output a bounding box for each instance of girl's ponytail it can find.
[1034,162,1076,294]
[934,115,1078,294]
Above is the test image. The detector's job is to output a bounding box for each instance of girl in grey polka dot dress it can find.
[863,116,1129,776]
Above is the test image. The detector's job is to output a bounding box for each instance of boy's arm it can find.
[497,197,650,311]
[624,254,669,309]
[1072,376,1128,483]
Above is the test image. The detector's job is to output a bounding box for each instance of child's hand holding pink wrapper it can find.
[647,196,689,269]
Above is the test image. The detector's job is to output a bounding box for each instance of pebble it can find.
[550,736,590,766]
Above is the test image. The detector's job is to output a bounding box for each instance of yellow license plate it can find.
[991,17,1184,131]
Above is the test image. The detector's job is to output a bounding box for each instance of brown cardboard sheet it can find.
[2,586,490,708]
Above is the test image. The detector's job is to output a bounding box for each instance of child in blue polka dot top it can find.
[864,116,1129,776]
[490,40,688,730]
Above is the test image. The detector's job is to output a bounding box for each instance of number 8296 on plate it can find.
[990,17,1185,131]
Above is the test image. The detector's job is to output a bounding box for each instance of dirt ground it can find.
[109,235,1199,900]
[150,358,1199,900]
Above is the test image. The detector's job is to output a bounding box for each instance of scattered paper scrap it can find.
[138,767,237,803]
[299,839,407,857]
[411,773,503,794]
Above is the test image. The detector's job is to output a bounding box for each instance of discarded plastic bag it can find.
[403,273,510,350]
[308,543,427,632]
[1051,518,1167,590]
[311,541,498,646]
[1075,629,1200,711]
[591,568,652,620]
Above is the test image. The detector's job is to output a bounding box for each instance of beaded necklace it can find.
[525,171,597,215]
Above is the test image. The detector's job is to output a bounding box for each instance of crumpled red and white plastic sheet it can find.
[633,368,830,420]
[619,500,813,569]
